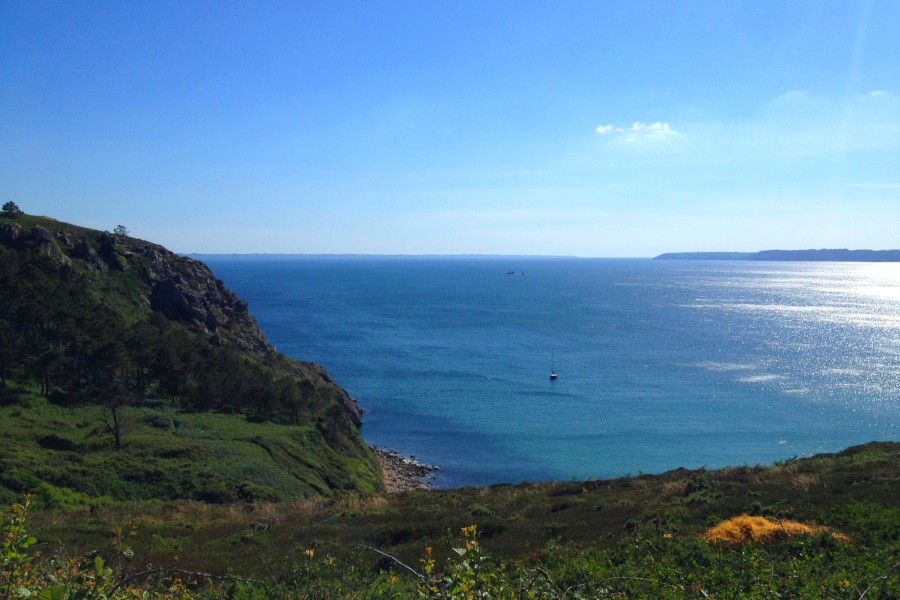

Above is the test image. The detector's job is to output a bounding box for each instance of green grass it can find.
[9,441,897,598]
[0,395,381,508]
[23,441,899,574]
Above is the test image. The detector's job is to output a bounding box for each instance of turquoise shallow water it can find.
[200,256,900,487]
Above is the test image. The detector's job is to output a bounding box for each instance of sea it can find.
[199,256,900,488]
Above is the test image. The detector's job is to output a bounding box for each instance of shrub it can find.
[702,514,850,544]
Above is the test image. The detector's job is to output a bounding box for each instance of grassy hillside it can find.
[15,441,899,597]
[0,212,382,504]
[0,393,381,507]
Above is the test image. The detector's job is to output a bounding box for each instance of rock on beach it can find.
[371,446,438,492]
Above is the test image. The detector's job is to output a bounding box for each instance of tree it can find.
[98,382,134,450]
[1,201,23,217]
[0,320,22,387]
[113,224,129,237]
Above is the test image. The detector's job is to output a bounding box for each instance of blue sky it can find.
[2,1,899,256]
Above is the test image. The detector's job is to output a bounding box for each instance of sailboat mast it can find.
[550,349,558,380]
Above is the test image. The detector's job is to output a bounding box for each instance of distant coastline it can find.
[187,253,580,260]
[655,249,900,262]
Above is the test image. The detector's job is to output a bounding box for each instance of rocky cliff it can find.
[2,218,274,357]
[0,212,377,501]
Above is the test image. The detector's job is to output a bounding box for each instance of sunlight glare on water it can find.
[698,263,900,411]
[205,257,900,487]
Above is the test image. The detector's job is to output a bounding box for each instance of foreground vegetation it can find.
[6,442,897,598]
[0,393,379,508]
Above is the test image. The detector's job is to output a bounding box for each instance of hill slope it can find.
[0,212,382,506]
[24,441,900,597]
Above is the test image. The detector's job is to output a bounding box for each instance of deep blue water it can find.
[200,256,900,487]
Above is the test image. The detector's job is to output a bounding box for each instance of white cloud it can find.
[594,121,679,141]
[624,121,678,141]
[601,90,900,166]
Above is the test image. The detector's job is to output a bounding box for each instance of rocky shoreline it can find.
[371,446,438,492]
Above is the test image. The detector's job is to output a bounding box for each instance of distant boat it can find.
[550,350,558,380]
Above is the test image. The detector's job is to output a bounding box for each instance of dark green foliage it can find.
[1,201,22,217]
[0,246,342,426]
[0,374,381,508]
[0,213,381,504]
[36,435,75,451]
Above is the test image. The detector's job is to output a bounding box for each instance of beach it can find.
[371,446,437,492]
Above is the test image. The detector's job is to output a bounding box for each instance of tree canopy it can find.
[1,201,23,217]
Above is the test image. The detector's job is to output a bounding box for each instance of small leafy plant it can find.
[1,496,38,600]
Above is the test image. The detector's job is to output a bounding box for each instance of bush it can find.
[2,497,899,599]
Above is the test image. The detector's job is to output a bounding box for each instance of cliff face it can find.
[2,218,275,358]
[0,213,377,499]
[143,245,275,357]
[3,217,368,426]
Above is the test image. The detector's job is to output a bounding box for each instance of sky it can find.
[2,1,899,257]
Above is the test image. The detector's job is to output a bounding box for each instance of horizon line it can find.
[183,252,653,259]
[182,247,900,260]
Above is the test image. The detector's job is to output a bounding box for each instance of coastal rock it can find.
[30,225,55,255]
[0,223,21,247]
[97,232,128,271]
[29,225,71,266]
[371,446,438,492]
[0,218,273,358]
[146,256,274,356]
[2,214,364,428]
[150,277,209,325]
[70,237,108,272]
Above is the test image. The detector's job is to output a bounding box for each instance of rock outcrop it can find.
[143,249,274,357]
[0,215,359,418]
[0,222,22,246]
[0,219,275,359]
[70,237,108,272]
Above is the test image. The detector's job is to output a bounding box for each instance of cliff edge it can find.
[0,211,380,503]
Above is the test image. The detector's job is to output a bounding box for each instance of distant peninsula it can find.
[655,249,900,262]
